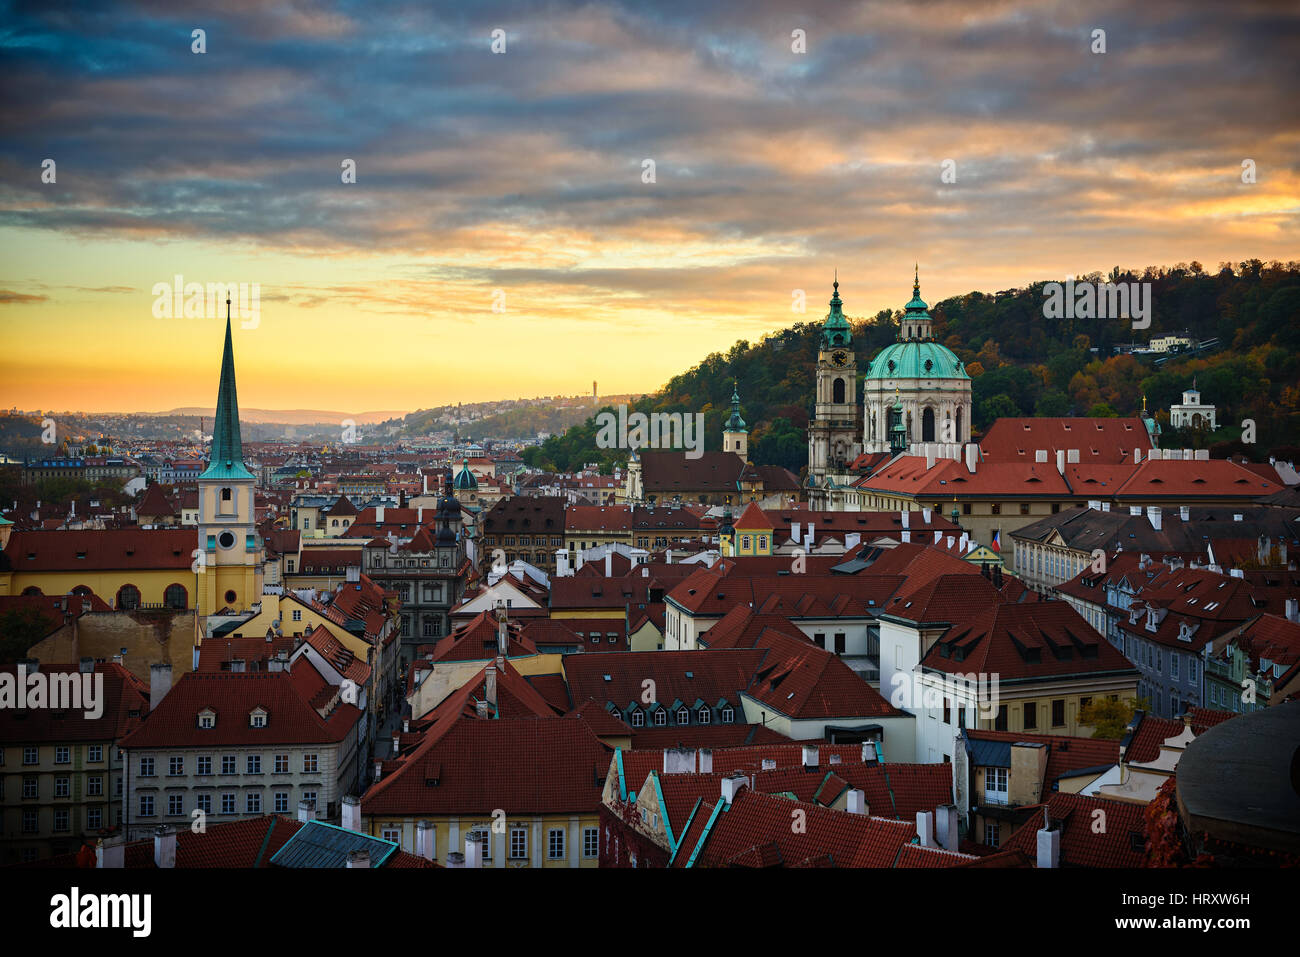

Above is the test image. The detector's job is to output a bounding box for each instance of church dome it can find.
[452,458,477,490]
[866,340,969,380]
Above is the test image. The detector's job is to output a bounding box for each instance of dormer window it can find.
[198,709,216,729]
[250,708,267,728]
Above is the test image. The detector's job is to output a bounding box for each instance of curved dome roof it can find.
[865,341,969,380]
[452,458,478,490]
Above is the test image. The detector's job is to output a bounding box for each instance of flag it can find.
[991,529,1001,552]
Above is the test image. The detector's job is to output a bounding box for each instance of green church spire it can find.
[200,297,254,481]
[725,381,748,432]
[820,276,852,349]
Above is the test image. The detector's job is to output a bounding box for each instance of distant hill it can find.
[524,259,1300,475]
[163,408,408,425]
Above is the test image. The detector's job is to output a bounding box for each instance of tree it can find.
[1079,696,1149,739]
[0,608,54,663]
[1035,391,1071,417]
[1088,402,1118,417]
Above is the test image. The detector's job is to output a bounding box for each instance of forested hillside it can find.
[524,260,1300,474]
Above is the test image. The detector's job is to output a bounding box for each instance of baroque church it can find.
[807,270,972,509]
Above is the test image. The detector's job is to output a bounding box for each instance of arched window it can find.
[676,708,690,725]
[922,408,936,442]
[71,585,93,596]
[164,584,188,610]
[955,407,963,443]
[21,586,43,596]
[116,585,141,610]
[832,377,846,404]
[221,487,232,501]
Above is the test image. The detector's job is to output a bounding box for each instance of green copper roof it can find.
[200,312,255,481]
[453,457,478,490]
[820,278,852,349]
[904,264,929,314]
[724,383,747,433]
[866,340,968,380]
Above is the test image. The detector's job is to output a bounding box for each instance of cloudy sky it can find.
[1,0,1297,413]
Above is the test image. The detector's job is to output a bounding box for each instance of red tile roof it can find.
[1115,459,1282,500]
[1002,793,1148,867]
[964,729,1120,785]
[0,662,147,743]
[980,417,1152,465]
[5,528,197,571]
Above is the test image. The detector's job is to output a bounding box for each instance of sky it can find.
[1,0,1297,414]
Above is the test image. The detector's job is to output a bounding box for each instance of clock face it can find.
[831,350,848,366]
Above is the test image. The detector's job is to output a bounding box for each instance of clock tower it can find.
[196,299,263,615]
[807,277,862,497]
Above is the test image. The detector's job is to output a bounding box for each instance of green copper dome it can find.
[453,458,478,490]
[820,278,852,349]
[866,341,969,380]
[724,383,747,433]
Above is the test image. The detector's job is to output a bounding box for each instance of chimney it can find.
[149,663,172,711]
[298,800,316,823]
[1035,450,1047,463]
[1101,501,1110,512]
[1233,513,1243,522]
[403,718,410,733]
[935,804,959,851]
[806,523,815,546]
[1147,506,1162,531]
[791,522,802,545]
[373,759,383,782]
[497,616,508,654]
[464,834,482,869]
[901,510,910,529]
[846,532,861,550]
[900,530,910,543]
[1036,807,1061,868]
[445,852,465,868]
[933,530,943,544]
[1134,448,1142,464]
[97,837,125,869]
[801,744,819,769]
[1056,449,1065,474]
[698,748,713,774]
[1286,598,1298,624]
[846,789,866,815]
[375,506,385,523]
[1067,449,1079,464]
[485,667,498,713]
[966,444,979,473]
[153,825,177,869]
[761,758,777,771]
[346,849,370,869]
[916,810,936,847]
[721,774,746,804]
[392,731,401,756]
[922,507,932,523]
[946,535,955,551]
[1129,506,1142,516]
[1180,505,1190,521]
[341,794,361,832]
[79,656,94,674]
[926,450,936,470]
[862,740,881,763]
[475,699,489,718]
[416,820,434,860]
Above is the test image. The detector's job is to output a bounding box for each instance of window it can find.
[984,767,1008,804]
[23,810,38,833]
[197,756,212,776]
[140,756,155,777]
[942,698,951,724]
[23,776,37,799]
[246,792,261,813]
[55,776,70,797]
[250,710,266,728]
[55,746,70,764]
[834,633,846,655]
[87,775,103,796]
[169,756,184,776]
[813,633,826,648]
[168,794,183,816]
[721,707,734,723]
[381,828,400,844]
[139,794,155,817]
[247,755,261,774]
[984,822,1001,847]
[991,504,1001,515]
[221,755,236,775]
[468,827,492,861]
[1051,699,1066,728]
[994,705,1008,731]
[274,792,289,813]
[87,745,102,763]
[1171,653,1179,679]
[199,712,214,729]
[23,747,37,765]
[548,828,566,859]
[301,791,317,810]
[511,828,528,860]
[221,793,236,814]
[653,710,666,727]
[274,754,289,774]
[54,809,69,832]
[630,710,644,728]
[196,794,211,814]
[676,708,689,725]
[87,807,102,830]
[584,827,599,858]
[698,706,711,724]
[1023,702,1037,730]
[1020,503,1030,516]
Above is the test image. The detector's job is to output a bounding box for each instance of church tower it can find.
[197,299,263,614]
[722,382,749,459]
[807,277,862,489]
